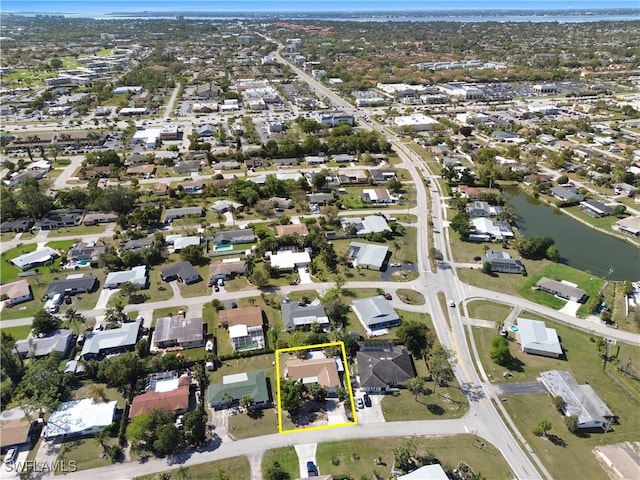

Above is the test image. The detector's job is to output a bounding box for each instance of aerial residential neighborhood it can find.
[0,4,639,480]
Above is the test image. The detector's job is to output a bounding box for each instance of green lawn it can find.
[316,435,513,480]
[75,383,126,409]
[1,243,38,283]
[134,456,251,480]
[262,446,299,479]
[381,387,467,421]
[56,438,113,474]
[228,407,279,439]
[46,225,106,238]
[1,324,33,340]
[466,300,513,323]
[395,289,425,305]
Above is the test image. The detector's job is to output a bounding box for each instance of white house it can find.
[42,398,116,440]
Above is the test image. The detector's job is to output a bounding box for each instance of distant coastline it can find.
[2,8,639,22]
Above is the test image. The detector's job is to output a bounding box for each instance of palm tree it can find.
[64,308,85,335]
[175,466,189,480]
[244,255,256,280]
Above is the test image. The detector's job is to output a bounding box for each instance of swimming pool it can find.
[214,244,233,252]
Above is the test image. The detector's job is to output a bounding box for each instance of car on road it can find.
[390,262,401,267]
[448,299,455,307]
[356,397,364,409]
[214,286,220,292]
[207,279,214,287]
[363,394,372,407]
[384,293,392,301]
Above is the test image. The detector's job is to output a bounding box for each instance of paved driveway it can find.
[354,392,386,424]
[381,263,418,282]
[493,382,547,396]
[298,267,312,284]
[294,443,317,479]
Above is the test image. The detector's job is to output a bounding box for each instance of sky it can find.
[2,0,639,13]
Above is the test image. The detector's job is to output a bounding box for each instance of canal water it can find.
[503,187,639,281]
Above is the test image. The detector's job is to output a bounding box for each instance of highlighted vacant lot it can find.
[275,341,357,434]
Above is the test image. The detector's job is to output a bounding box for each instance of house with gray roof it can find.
[174,160,201,174]
[208,370,270,410]
[273,157,299,167]
[46,275,98,298]
[160,261,200,285]
[481,250,525,274]
[580,200,613,218]
[352,296,401,335]
[210,260,245,280]
[11,247,58,270]
[104,265,148,289]
[121,236,154,252]
[612,182,637,197]
[211,200,242,214]
[81,320,141,360]
[281,301,329,332]
[67,241,107,262]
[357,343,415,393]
[164,207,203,223]
[38,210,84,230]
[536,277,586,303]
[212,228,256,246]
[0,218,33,233]
[550,186,584,203]
[347,242,388,271]
[516,318,563,358]
[307,193,335,205]
[152,316,204,350]
[540,370,614,429]
[368,169,396,185]
[15,329,74,359]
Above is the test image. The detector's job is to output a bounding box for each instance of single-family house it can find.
[536,277,586,303]
[612,183,637,197]
[213,228,256,246]
[516,318,563,358]
[219,307,266,352]
[121,236,154,252]
[0,419,35,451]
[540,370,614,429]
[126,164,155,177]
[152,316,204,350]
[80,319,141,360]
[245,158,271,169]
[550,186,584,203]
[470,218,514,242]
[0,218,34,233]
[208,371,271,410]
[281,301,329,332]
[174,160,201,174]
[42,398,117,440]
[338,170,368,185]
[67,242,106,263]
[352,296,401,335]
[356,343,415,393]
[361,188,393,204]
[368,169,396,185]
[466,201,503,218]
[286,356,342,396]
[458,185,481,200]
[160,261,200,285]
[180,180,205,194]
[15,329,74,359]
[270,197,293,210]
[0,280,33,305]
[82,212,118,227]
[340,216,391,236]
[130,375,191,418]
[38,210,84,230]
[347,242,388,271]
[46,275,98,298]
[211,200,242,214]
[275,223,309,237]
[614,216,640,237]
[398,464,449,480]
[273,157,299,167]
[210,260,245,280]
[11,247,58,270]
[308,193,335,205]
[166,235,200,252]
[268,250,311,271]
[164,207,203,223]
[580,200,613,218]
[481,250,525,274]
[104,265,148,289]
[305,155,327,165]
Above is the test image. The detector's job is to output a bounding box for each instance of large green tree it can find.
[32,309,62,336]
[126,408,180,457]
[183,404,207,446]
[396,321,430,359]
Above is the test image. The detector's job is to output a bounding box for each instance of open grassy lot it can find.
[1,324,33,340]
[134,456,250,480]
[1,243,38,284]
[56,438,114,474]
[228,407,279,439]
[466,300,513,323]
[75,383,126,409]
[46,224,107,238]
[316,435,512,480]
[178,264,213,298]
[381,387,467,421]
[262,446,299,478]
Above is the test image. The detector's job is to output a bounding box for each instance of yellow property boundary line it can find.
[275,341,358,434]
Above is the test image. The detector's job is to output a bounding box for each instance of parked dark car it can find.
[306,461,318,476]
[363,394,372,407]
[384,293,392,301]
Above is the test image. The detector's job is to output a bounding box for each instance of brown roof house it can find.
[218,307,265,352]
[275,223,309,238]
[0,280,33,306]
[286,354,342,396]
[0,419,35,450]
[129,375,191,418]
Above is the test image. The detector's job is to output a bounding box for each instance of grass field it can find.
[466,300,513,323]
[133,456,250,480]
[227,407,279,439]
[56,438,113,474]
[381,387,467,421]
[395,288,425,305]
[262,446,299,478]
[315,435,513,480]
[46,224,107,238]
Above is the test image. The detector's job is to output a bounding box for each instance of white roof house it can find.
[352,296,401,336]
[173,236,201,251]
[104,265,148,289]
[516,318,562,358]
[398,464,449,480]
[81,320,141,360]
[268,251,311,270]
[42,398,116,440]
[347,242,388,271]
[11,247,58,270]
[341,215,391,236]
[540,370,614,429]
